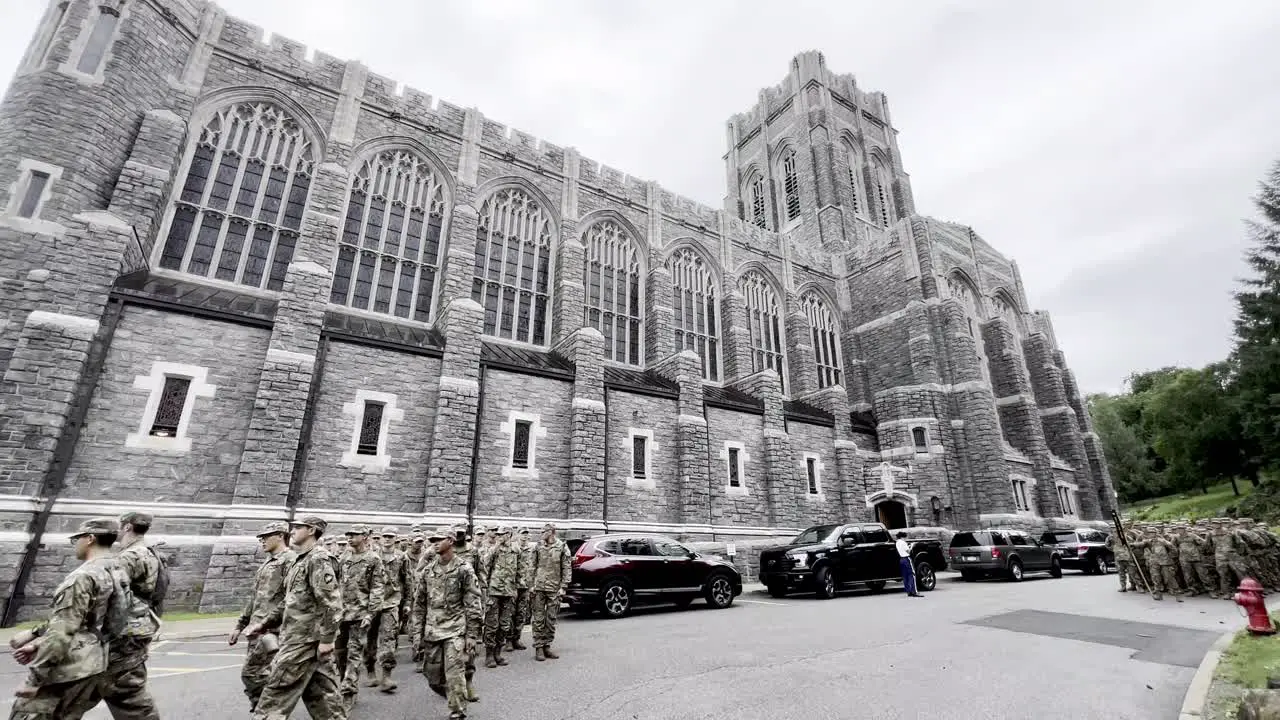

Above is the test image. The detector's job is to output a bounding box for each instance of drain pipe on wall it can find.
[601,390,609,534]
[465,363,487,530]
[285,334,330,523]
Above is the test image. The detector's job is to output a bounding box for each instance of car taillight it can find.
[991,548,1001,559]
[572,548,595,566]
[1078,545,1088,553]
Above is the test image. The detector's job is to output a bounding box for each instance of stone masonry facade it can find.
[0,0,1115,617]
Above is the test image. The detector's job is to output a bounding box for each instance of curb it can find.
[1178,630,1236,720]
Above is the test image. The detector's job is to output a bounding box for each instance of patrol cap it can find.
[70,517,120,539]
[413,535,425,544]
[428,526,450,541]
[474,525,488,535]
[291,515,328,533]
[410,524,423,533]
[345,524,372,536]
[379,526,398,537]
[256,521,289,538]
[496,525,511,535]
[119,511,153,528]
[542,522,557,532]
[518,527,530,536]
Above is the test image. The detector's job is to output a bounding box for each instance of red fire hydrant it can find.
[1234,577,1276,635]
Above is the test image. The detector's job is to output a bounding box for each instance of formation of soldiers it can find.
[7,512,165,720]
[234,517,572,720]
[1106,518,1280,601]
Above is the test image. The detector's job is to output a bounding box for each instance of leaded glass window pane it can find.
[912,427,927,451]
[669,248,720,381]
[471,189,553,344]
[582,221,643,365]
[632,436,647,479]
[149,377,191,437]
[748,175,767,229]
[801,292,842,389]
[782,152,801,222]
[357,402,384,456]
[846,146,865,217]
[512,420,532,469]
[16,171,49,219]
[159,102,315,291]
[728,447,741,487]
[872,156,894,226]
[739,271,785,389]
[806,458,818,494]
[76,8,118,75]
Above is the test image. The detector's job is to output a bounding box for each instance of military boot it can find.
[484,649,497,669]
[466,678,480,702]
[510,632,527,650]
[535,646,546,662]
[494,647,509,666]
[378,666,398,693]
[366,670,380,688]
[543,646,559,660]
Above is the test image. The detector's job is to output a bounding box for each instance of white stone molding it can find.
[572,397,606,411]
[624,428,656,490]
[802,452,825,501]
[25,310,97,334]
[1055,478,1080,517]
[266,348,315,366]
[720,441,749,496]
[4,158,63,223]
[340,390,404,472]
[59,0,130,85]
[500,410,547,480]
[865,461,915,508]
[18,1,70,74]
[126,362,218,452]
[439,376,480,393]
[1009,472,1038,516]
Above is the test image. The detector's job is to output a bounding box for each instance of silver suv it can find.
[947,529,1063,582]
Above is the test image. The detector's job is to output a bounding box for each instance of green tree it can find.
[1088,393,1162,501]
[1141,364,1246,495]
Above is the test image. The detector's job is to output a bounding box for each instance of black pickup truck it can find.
[759,523,948,599]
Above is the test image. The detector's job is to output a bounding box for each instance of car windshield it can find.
[949,532,988,548]
[1045,532,1077,544]
[791,525,841,545]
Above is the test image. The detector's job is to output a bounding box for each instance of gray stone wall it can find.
[604,389,681,525]
[473,369,573,519]
[786,420,842,524]
[706,407,768,527]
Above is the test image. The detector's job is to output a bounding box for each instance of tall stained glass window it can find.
[471,188,553,344]
[782,151,801,222]
[739,271,785,386]
[748,174,767,229]
[159,102,315,291]
[669,248,720,381]
[801,291,842,389]
[583,220,642,364]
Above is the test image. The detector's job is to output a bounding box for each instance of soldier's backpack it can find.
[102,566,134,641]
[143,545,171,616]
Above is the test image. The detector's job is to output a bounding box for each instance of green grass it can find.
[160,610,239,623]
[1124,481,1255,522]
[1217,618,1280,689]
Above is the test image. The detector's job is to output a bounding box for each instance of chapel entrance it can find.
[876,500,908,530]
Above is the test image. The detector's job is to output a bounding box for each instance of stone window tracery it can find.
[845,145,866,217]
[669,247,720,381]
[739,271,786,387]
[991,292,1022,334]
[947,273,992,386]
[149,377,190,438]
[748,174,767,229]
[330,150,448,322]
[356,401,384,456]
[782,151,801,222]
[159,102,315,291]
[801,291,842,389]
[472,188,554,345]
[871,155,894,226]
[583,220,643,365]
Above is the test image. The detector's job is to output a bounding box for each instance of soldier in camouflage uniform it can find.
[1253,521,1280,589]
[8,518,123,720]
[1214,520,1251,598]
[1105,530,1135,591]
[530,523,571,661]
[451,524,481,700]
[1127,530,1150,594]
[247,515,345,720]
[97,511,162,720]
[364,527,410,693]
[1152,530,1184,601]
[509,528,534,651]
[229,521,295,712]
[334,524,385,706]
[411,527,483,720]
[1176,523,1212,597]
[481,526,519,668]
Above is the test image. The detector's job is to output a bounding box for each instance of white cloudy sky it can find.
[2,0,1278,394]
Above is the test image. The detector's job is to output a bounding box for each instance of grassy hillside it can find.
[1122,481,1255,521]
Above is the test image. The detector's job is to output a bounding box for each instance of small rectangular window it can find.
[16,171,50,219]
[357,401,384,456]
[76,8,119,75]
[911,426,927,452]
[631,435,647,479]
[806,457,818,494]
[28,2,68,70]
[148,376,191,437]
[512,420,532,469]
[727,447,740,487]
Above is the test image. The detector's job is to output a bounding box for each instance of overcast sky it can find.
[2,0,1278,395]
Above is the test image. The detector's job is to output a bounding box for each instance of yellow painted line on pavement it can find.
[151,663,242,678]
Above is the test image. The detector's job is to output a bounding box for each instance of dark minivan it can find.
[948,529,1062,581]
[566,534,743,618]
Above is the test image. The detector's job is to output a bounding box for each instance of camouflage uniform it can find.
[1148,534,1183,601]
[1214,522,1252,597]
[481,526,519,667]
[365,528,411,688]
[252,516,346,720]
[101,514,162,720]
[450,526,482,689]
[236,522,295,711]
[510,529,535,650]
[411,527,483,720]
[1254,523,1280,588]
[335,525,385,699]
[1177,524,1212,597]
[1106,532,1134,591]
[11,518,121,720]
[531,524,572,659]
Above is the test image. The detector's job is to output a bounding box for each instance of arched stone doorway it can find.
[876,500,908,530]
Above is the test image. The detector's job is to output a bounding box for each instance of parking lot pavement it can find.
[0,572,1243,719]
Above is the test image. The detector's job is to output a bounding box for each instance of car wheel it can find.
[814,566,836,599]
[1007,559,1024,582]
[867,580,887,592]
[767,583,788,598]
[600,579,632,618]
[705,574,736,609]
[1094,554,1108,575]
[1050,557,1063,578]
[960,570,978,582]
[915,561,937,591]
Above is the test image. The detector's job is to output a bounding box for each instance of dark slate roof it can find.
[323,311,444,356]
[603,366,680,398]
[481,341,575,380]
[851,409,878,435]
[111,271,276,326]
[784,399,834,426]
[704,385,764,414]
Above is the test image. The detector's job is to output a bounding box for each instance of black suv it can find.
[758,523,947,599]
[1040,528,1112,574]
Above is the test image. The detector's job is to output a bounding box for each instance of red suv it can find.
[567,534,743,618]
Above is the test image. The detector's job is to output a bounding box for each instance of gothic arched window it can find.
[845,145,866,217]
[801,291,842,389]
[748,174,767,229]
[472,188,554,345]
[739,271,785,385]
[584,220,643,365]
[159,102,315,291]
[991,291,1023,335]
[947,272,992,385]
[330,150,448,322]
[871,155,895,226]
[781,151,801,222]
[669,247,720,381]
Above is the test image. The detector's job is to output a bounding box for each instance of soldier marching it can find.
[1109,517,1280,601]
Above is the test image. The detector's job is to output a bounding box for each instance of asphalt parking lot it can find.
[0,571,1242,719]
